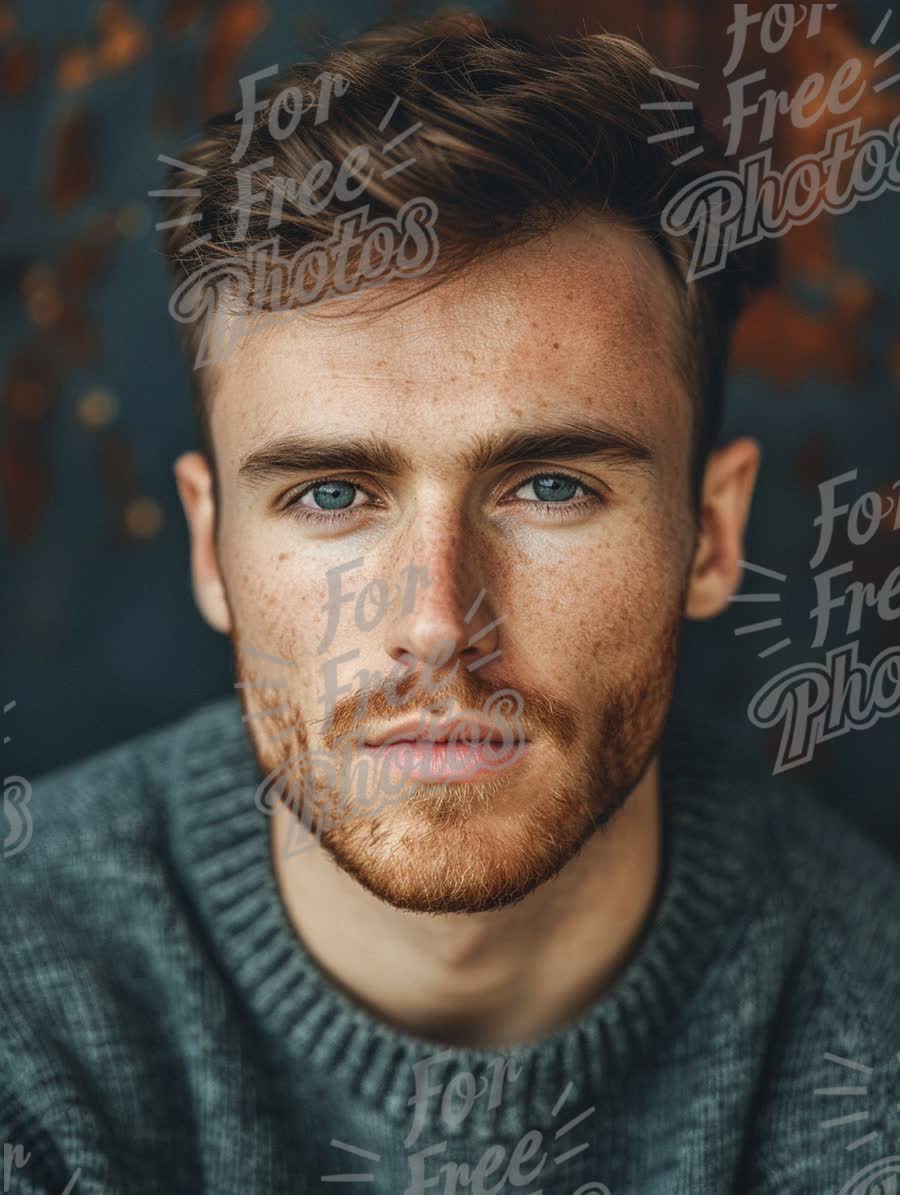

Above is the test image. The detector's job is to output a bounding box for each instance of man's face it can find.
[187,215,703,914]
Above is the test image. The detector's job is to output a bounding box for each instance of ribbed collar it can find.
[166,695,768,1133]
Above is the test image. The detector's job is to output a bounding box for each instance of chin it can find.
[316,773,601,914]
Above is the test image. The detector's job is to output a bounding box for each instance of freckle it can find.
[566,293,573,301]
[278,553,288,562]
[553,342,560,350]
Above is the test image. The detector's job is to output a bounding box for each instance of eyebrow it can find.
[461,420,654,474]
[237,418,654,486]
[238,435,413,484]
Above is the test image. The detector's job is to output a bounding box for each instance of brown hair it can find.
[157,9,774,510]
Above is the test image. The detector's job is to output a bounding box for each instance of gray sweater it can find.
[1,696,898,1195]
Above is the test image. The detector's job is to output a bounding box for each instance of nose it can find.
[383,524,503,686]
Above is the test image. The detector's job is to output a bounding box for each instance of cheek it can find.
[507,506,689,682]
[221,539,329,698]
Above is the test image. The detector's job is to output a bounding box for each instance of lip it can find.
[363,713,524,749]
[362,739,528,784]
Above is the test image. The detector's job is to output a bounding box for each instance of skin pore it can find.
[175,214,759,1049]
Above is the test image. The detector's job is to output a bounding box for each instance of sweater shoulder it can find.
[2,695,238,876]
[760,776,900,927]
[755,773,900,1025]
[0,698,242,1137]
[725,777,900,1191]
[0,694,242,1000]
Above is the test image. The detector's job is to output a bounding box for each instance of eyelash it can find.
[282,472,606,526]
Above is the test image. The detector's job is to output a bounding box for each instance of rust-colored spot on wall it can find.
[163,0,206,39]
[125,496,164,538]
[733,277,874,387]
[0,3,16,40]
[0,41,37,96]
[22,263,63,329]
[57,45,95,90]
[60,221,116,290]
[8,379,50,421]
[53,303,101,368]
[95,0,150,75]
[0,356,57,544]
[97,429,163,546]
[57,2,149,90]
[20,241,107,368]
[779,8,900,167]
[205,0,269,115]
[48,110,97,213]
[777,219,835,281]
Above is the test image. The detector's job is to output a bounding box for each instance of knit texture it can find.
[1,695,898,1194]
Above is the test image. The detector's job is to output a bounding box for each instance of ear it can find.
[174,451,232,634]
[685,436,761,621]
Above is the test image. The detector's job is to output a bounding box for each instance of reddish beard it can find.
[232,609,682,914]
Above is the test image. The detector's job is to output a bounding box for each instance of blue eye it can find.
[286,477,381,525]
[302,481,359,511]
[516,474,583,503]
[283,470,603,529]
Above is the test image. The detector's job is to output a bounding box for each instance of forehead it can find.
[208,214,691,466]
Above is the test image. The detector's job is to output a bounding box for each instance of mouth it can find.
[363,713,523,747]
[361,715,528,784]
[361,739,528,784]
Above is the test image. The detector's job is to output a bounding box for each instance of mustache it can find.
[229,630,581,753]
[319,663,580,752]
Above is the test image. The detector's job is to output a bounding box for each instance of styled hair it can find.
[157,9,774,510]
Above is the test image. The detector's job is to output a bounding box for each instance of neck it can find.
[270,757,662,1049]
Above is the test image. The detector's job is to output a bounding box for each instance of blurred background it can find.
[1,0,898,854]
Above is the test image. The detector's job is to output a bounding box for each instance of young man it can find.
[2,13,897,1195]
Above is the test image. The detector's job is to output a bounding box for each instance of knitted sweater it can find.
[1,696,898,1195]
